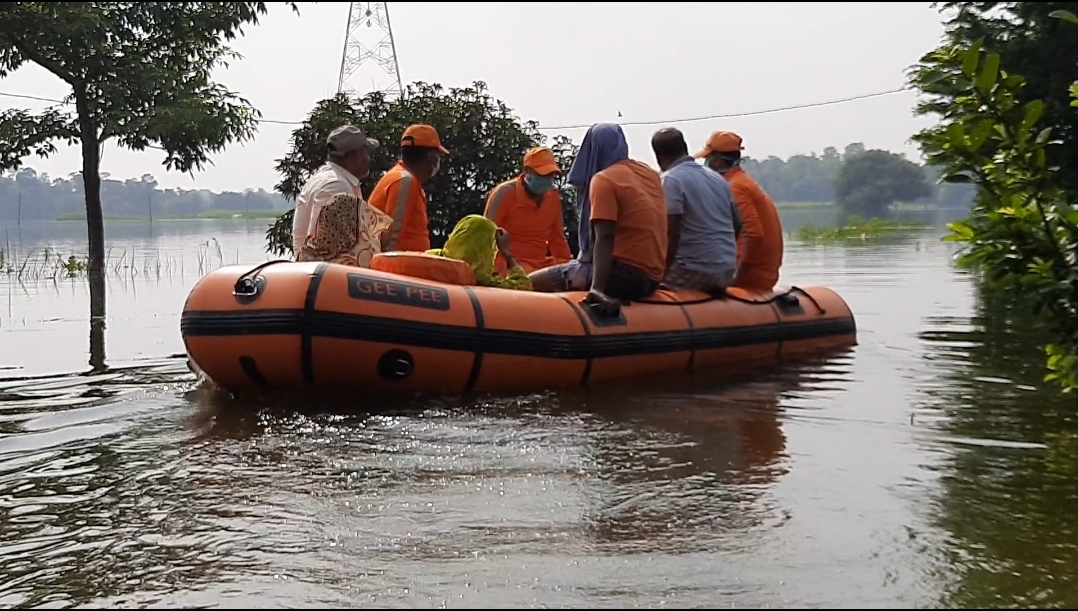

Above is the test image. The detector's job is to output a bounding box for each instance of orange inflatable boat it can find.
[179,253,857,397]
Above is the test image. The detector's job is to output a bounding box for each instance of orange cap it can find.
[693,130,744,158]
[523,147,561,176]
[401,124,450,154]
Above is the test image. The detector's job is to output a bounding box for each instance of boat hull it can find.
[179,261,857,397]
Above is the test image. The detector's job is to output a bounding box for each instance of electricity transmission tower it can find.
[337,2,404,99]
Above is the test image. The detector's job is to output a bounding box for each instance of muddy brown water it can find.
[1,214,1074,608]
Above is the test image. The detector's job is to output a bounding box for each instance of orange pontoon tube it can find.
[179,254,857,397]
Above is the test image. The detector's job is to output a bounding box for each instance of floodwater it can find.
[1,210,1075,609]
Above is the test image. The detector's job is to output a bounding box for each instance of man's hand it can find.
[495,227,511,253]
[582,288,621,316]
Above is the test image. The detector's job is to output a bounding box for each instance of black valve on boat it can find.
[232,275,266,305]
[377,349,415,381]
[234,277,257,296]
[231,260,290,305]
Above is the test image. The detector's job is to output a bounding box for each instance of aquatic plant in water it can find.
[794,216,928,244]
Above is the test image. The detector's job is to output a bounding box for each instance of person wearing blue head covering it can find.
[569,123,630,260]
[530,123,668,314]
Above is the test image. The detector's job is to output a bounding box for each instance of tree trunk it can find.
[76,91,107,372]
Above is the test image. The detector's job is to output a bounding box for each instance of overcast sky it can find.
[0,2,947,194]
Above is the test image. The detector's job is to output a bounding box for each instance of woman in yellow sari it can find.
[427,214,533,290]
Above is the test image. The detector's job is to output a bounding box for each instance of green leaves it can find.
[1021,99,1045,136]
[1045,343,1078,391]
[1049,9,1078,26]
[975,52,1001,95]
[0,107,79,171]
[0,2,295,170]
[264,81,582,257]
[943,220,976,243]
[0,1,299,279]
[908,26,1078,393]
[961,39,984,78]
[119,83,261,174]
[947,122,967,149]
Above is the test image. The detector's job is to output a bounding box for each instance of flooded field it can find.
[0,214,1073,608]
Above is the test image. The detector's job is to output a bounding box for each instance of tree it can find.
[929,2,1078,193]
[832,149,933,218]
[266,81,580,257]
[732,143,972,209]
[906,10,1078,391]
[0,2,298,369]
[740,150,846,204]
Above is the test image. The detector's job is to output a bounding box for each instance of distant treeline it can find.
[741,142,974,208]
[0,168,290,222]
[0,142,974,222]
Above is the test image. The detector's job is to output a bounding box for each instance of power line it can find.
[0,90,306,125]
[0,86,910,132]
[539,87,909,130]
[0,91,63,104]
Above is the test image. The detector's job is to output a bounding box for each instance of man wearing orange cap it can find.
[368,124,450,252]
[483,147,573,274]
[695,131,785,294]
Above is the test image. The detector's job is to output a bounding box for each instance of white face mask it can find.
[430,156,441,178]
[708,154,739,174]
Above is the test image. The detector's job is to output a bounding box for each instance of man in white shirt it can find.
[291,125,380,256]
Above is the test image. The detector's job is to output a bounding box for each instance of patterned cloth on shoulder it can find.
[297,192,392,267]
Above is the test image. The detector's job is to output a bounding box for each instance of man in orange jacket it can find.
[483,147,573,274]
[368,124,450,252]
[695,131,785,294]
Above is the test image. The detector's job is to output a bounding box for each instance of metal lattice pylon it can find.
[337,2,404,99]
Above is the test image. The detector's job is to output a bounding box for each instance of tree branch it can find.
[9,37,79,87]
[0,108,80,171]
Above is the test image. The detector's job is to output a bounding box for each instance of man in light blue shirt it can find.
[650,127,740,294]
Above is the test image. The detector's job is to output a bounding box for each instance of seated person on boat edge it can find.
[651,127,739,296]
[483,146,573,275]
[297,193,392,266]
[529,123,668,314]
[291,125,383,258]
[695,130,785,294]
[368,124,450,254]
[427,215,532,291]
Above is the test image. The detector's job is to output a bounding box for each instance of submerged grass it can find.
[794,216,928,244]
[0,237,240,284]
[54,210,283,222]
[2,215,926,285]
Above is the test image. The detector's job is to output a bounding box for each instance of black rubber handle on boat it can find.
[232,259,291,303]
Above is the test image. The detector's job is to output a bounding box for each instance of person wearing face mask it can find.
[482,147,573,274]
[368,124,450,253]
[694,130,784,294]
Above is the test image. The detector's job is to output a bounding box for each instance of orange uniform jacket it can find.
[368,161,431,252]
[483,176,573,274]
[724,166,784,293]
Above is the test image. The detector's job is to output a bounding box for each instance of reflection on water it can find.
[917,282,1078,609]
[0,354,866,608]
[0,215,1073,607]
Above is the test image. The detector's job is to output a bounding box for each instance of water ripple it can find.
[0,229,1026,608]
